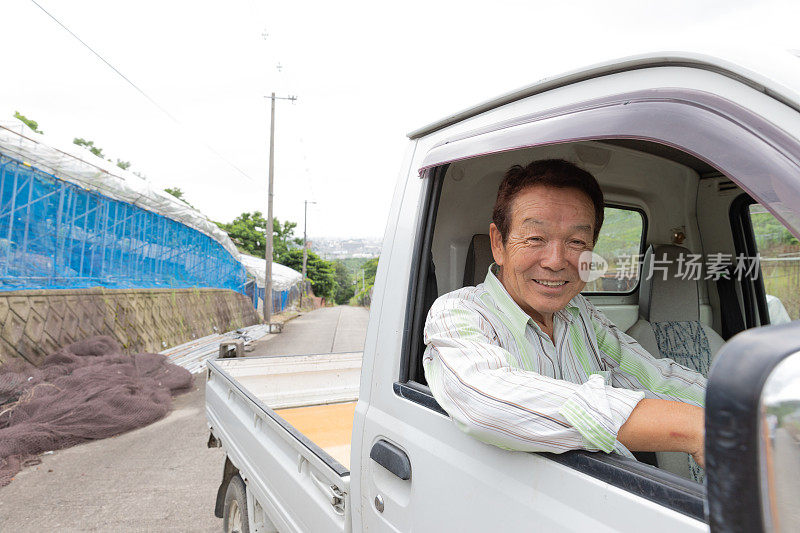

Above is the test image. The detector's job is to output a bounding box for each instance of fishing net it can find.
[0,336,193,486]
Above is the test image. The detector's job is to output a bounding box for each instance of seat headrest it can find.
[639,244,700,323]
[463,234,493,287]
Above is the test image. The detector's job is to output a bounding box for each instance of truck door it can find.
[354,54,800,532]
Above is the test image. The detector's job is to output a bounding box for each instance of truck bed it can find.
[214,352,362,409]
[206,352,361,532]
[275,402,356,468]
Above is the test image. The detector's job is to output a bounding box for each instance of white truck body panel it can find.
[361,405,706,532]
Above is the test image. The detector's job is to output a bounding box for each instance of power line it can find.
[28,0,257,182]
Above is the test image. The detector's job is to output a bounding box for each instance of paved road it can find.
[248,305,369,356]
[0,380,224,532]
[0,305,370,532]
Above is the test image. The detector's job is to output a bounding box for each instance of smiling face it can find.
[489,184,596,326]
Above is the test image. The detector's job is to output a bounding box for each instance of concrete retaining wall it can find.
[0,288,259,367]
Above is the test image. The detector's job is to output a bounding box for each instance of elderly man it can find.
[423,159,706,467]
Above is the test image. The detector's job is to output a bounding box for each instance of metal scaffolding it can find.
[0,154,246,292]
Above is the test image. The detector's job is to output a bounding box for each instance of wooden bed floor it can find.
[274,401,356,469]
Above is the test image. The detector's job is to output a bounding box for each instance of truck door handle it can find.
[370,439,411,480]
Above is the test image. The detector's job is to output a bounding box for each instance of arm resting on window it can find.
[423,295,644,455]
[617,398,705,467]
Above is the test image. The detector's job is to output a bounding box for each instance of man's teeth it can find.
[535,280,567,287]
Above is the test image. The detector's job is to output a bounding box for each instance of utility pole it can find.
[264,92,297,327]
[300,199,317,308]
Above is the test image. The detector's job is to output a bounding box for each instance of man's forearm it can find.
[616,399,705,466]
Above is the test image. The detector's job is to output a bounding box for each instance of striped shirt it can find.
[422,266,707,457]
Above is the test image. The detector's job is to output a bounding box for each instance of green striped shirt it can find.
[423,267,707,456]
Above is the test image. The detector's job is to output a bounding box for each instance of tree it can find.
[14,111,42,134]
[274,219,303,259]
[17,116,139,172]
[73,137,105,158]
[164,187,185,200]
[353,257,380,306]
[218,211,267,256]
[280,249,336,300]
[163,187,195,208]
[363,257,379,281]
[217,212,301,260]
[332,260,355,305]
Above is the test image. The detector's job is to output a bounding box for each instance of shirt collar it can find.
[484,264,580,336]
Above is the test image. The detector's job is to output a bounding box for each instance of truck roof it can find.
[407,49,800,140]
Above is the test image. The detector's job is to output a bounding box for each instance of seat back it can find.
[627,244,725,367]
[463,234,493,287]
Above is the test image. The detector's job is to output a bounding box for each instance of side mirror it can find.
[706,321,800,532]
[760,351,800,531]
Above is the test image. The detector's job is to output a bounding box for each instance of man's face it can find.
[489,184,595,323]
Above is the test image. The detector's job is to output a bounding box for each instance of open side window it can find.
[395,147,706,522]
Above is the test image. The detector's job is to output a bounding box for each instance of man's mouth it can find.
[533,279,567,287]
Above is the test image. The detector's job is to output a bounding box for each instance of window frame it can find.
[396,160,706,521]
[581,203,648,296]
[729,193,770,328]
[398,166,446,385]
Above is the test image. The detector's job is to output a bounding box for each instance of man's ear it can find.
[489,223,505,267]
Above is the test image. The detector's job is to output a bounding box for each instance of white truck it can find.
[206,50,800,532]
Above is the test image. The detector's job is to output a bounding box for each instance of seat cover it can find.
[629,244,725,364]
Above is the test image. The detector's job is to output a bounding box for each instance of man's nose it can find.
[540,241,567,271]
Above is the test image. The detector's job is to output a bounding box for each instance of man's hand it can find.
[689,415,705,468]
[691,444,705,469]
[617,399,705,465]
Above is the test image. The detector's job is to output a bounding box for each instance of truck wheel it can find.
[223,474,249,533]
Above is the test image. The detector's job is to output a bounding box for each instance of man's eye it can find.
[527,237,544,243]
[570,240,587,247]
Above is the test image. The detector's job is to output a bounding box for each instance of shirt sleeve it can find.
[582,298,707,408]
[423,291,644,454]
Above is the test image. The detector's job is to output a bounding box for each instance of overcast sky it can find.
[2,0,799,239]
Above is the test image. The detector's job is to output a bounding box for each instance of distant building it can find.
[311,237,382,259]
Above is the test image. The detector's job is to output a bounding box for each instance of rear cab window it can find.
[583,206,646,294]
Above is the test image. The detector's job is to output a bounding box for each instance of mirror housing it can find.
[706,321,800,532]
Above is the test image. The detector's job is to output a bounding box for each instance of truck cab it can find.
[208,50,800,532]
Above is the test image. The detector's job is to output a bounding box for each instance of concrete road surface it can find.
[0,305,370,532]
[248,305,369,356]
[0,380,224,532]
